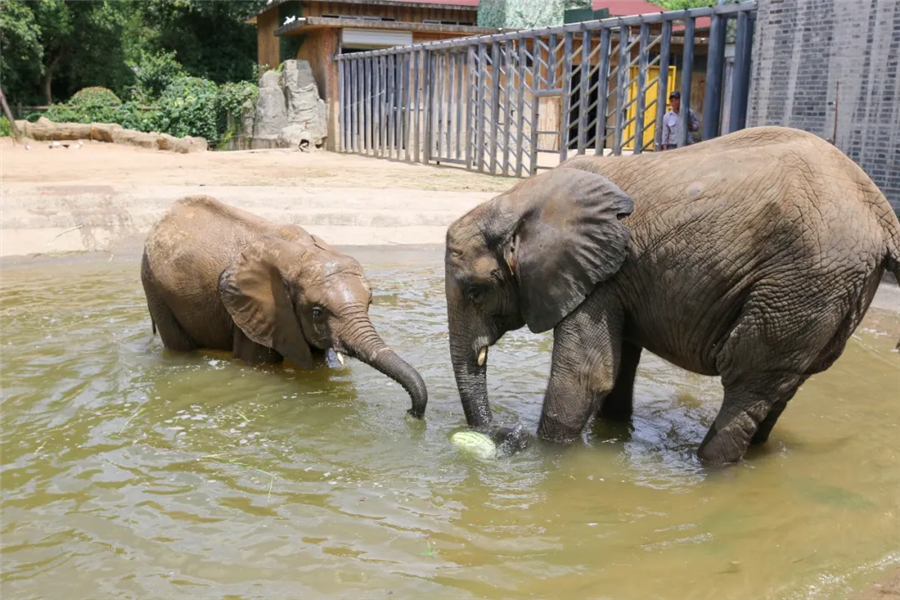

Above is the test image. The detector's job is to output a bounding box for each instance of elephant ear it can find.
[506,167,634,333]
[218,238,314,369]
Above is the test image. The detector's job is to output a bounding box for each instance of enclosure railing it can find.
[337,1,756,177]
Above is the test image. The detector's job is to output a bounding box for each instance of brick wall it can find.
[748,0,900,210]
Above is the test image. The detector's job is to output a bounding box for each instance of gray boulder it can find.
[252,60,327,150]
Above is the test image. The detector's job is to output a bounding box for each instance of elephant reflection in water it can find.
[141,195,427,419]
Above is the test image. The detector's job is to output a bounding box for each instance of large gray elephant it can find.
[445,126,900,465]
[141,195,427,418]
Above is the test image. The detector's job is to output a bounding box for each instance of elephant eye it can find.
[311,307,324,320]
[467,286,486,303]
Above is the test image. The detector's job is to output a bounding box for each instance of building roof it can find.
[592,0,711,30]
[384,0,478,5]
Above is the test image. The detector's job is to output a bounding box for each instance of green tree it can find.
[0,0,44,104]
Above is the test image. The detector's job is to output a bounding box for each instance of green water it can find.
[1,247,898,600]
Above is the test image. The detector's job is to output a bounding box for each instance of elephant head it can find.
[445,167,633,435]
[218,234,427,418]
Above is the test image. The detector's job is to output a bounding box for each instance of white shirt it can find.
[661,108,699,148]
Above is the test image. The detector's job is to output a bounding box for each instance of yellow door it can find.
[623,65,677,151]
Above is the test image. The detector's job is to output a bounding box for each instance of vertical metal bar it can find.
[436,52,445,160]
[728,10,752,133]
[655,20,672,150]
[350,59,359,153]
[389,54,397,158]
[396,53,404,159]
[578,30,592,155]
[356,58,364,154]
[489,42,501,175]
[548,33,557,88]
[476,43,487,172]
[339,59,346,152]
[365,58,373,154]
[413,50,421,162]
[502,40,513,175]
[702,13,726,141]
[465,45,475,170]
[677,18,695,148]
[448,53,456,159]
[404,52,412,161]
[594,28,610,155]
[515,37,526,176]
[376,56,384,157]
[559,31,574,164]
[634,23,649,154]
[529,36,540,173]
[614,26,628,155]
[425,52,435,162]
[455,52,464,161]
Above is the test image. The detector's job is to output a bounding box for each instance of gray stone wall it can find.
[748,0,900,210]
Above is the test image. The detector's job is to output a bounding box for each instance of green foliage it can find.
[0,0,44,104]
[0,117,12,138]
[153,76,219,141]
[128,50,185,102]
[217,81,259,121]
[44,86,123,123]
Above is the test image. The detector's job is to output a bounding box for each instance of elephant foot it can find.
[697,420,752,466]
[488,423,530,454]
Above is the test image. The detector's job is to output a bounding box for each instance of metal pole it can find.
[476,43,487,172]
[677,17,695,148]
[529,37,540,174]
[655,21,672,150]
[595,28,611,155]
[578,31,592,155]
[727,10,753,133]
[489,42,501,175]
[413,50,422,162]
[502,40,513,175]
[465,46,475,169]
[559,31,574,164]
[702,13,726,141]
[338,60,346,152]
[634,23,650,154]
[516,38,527,175]
[614,26,628,155]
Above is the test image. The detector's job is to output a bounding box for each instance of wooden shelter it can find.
[247,0,497,150]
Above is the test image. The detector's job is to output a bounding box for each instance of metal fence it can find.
[337,2,757,176]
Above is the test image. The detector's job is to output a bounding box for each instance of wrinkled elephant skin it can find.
[444,126,900,466]
[141,195,427,418]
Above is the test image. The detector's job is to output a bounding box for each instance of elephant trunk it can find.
[342,317,428,418]
[449,330,493,429]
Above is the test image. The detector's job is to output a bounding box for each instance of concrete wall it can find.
[748,0,900,210]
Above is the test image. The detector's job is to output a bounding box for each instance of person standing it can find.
[661,91,699,150]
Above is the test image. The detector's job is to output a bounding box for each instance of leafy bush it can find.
[0,117,12,137]
[154,76,219,140]
[128,50,185,102]
[45,86,123,124]
[115,101,161,133]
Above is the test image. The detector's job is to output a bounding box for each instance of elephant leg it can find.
[232,327,283,364]
[597,340,641,422]
[142,287,196,352]
[697,372,804,465]
[751,397,791,445]
[537,295,623,444]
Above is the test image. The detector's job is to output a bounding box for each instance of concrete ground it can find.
[0,138,514,256]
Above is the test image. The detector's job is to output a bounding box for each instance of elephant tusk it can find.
[477,347,487,366]
[336,351,345,366]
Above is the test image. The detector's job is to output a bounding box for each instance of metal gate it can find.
[338,2,757,175]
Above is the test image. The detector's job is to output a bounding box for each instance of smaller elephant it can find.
[141,195,427,418]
